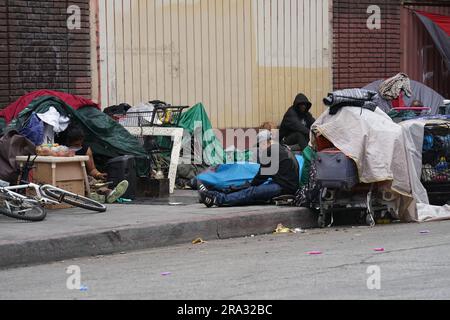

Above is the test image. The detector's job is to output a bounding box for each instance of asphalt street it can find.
[1,220,450,300]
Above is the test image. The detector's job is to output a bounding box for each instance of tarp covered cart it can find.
[297,89,450,227]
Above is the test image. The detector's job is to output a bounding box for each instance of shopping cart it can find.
[421,121,450,205]
[114,103,189,128]
[111,102,189,178]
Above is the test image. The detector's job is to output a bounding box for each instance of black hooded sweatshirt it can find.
[251,143,299,195]
[279,93,315,140]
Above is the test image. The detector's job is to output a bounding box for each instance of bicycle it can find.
[0,155,107,222]
[0,182,47,222]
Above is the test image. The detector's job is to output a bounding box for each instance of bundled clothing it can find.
[36,107,70,133]
[18,113,44,146]
[279,94,316,150]
[378,73,412,100]
[323,89,378,115]
[103,103,132,117]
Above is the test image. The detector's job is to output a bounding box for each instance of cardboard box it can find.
[17,156,88,210]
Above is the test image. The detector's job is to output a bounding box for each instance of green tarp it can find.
[4,96,150,176]
[300,145,316,186]
[177,103,252,165]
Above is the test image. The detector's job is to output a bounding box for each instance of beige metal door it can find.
[97,0,332,128]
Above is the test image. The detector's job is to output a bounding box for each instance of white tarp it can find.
[311,107,450,222]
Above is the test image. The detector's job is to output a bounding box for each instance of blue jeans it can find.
[212,182,283,207]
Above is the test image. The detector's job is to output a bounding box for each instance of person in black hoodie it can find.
[279,93,315,151]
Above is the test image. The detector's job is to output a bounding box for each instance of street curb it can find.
[0,207,316,269]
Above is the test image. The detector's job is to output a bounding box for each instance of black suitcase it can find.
[106,155,137,200]
[315,148,359,190]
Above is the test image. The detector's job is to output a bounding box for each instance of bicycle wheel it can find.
[41,186,107,213]
[0,197,47,222]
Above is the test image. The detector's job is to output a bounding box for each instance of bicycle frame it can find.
[1,183,60,205]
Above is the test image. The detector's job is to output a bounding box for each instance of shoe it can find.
[106,180,129,204]
[197,183,208,203]
[199,190,216,208]
[90,192,106,204]
[198,183,208,192]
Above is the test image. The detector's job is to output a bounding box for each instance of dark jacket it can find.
[251,143,299,195]
[279,94,315,140]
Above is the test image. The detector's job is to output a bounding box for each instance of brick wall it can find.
[0,0,91,109]
[333,0,402,89]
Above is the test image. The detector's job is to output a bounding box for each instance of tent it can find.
[364,10,449,115]
[363,79,445,115]
[0,90,99,127]
[414,10,450,71]
[1,94,150,176]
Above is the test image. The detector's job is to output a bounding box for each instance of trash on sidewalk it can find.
[274,223,294,234]
[293,227,305,233]
[307,251,322,255]
[161,272,172,276]
[192,238,206,245]
[376,218,392,224]
[373,248,385,252]
[117,198,132,204]
[420,230,430,234]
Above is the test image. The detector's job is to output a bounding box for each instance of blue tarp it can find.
[197,155,304,190]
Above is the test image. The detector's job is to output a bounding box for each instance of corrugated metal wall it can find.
[401,5,450,99]
[97,0,332,128]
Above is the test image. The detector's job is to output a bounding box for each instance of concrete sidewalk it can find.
[0,190,315,269]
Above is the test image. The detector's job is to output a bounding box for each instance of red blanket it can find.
[0,90,99,124]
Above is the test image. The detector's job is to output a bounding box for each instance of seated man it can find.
[199,130,299,207]
[279,93,315,151]
[63,124,129,203]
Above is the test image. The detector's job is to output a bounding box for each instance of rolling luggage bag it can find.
[315,148,359,190]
